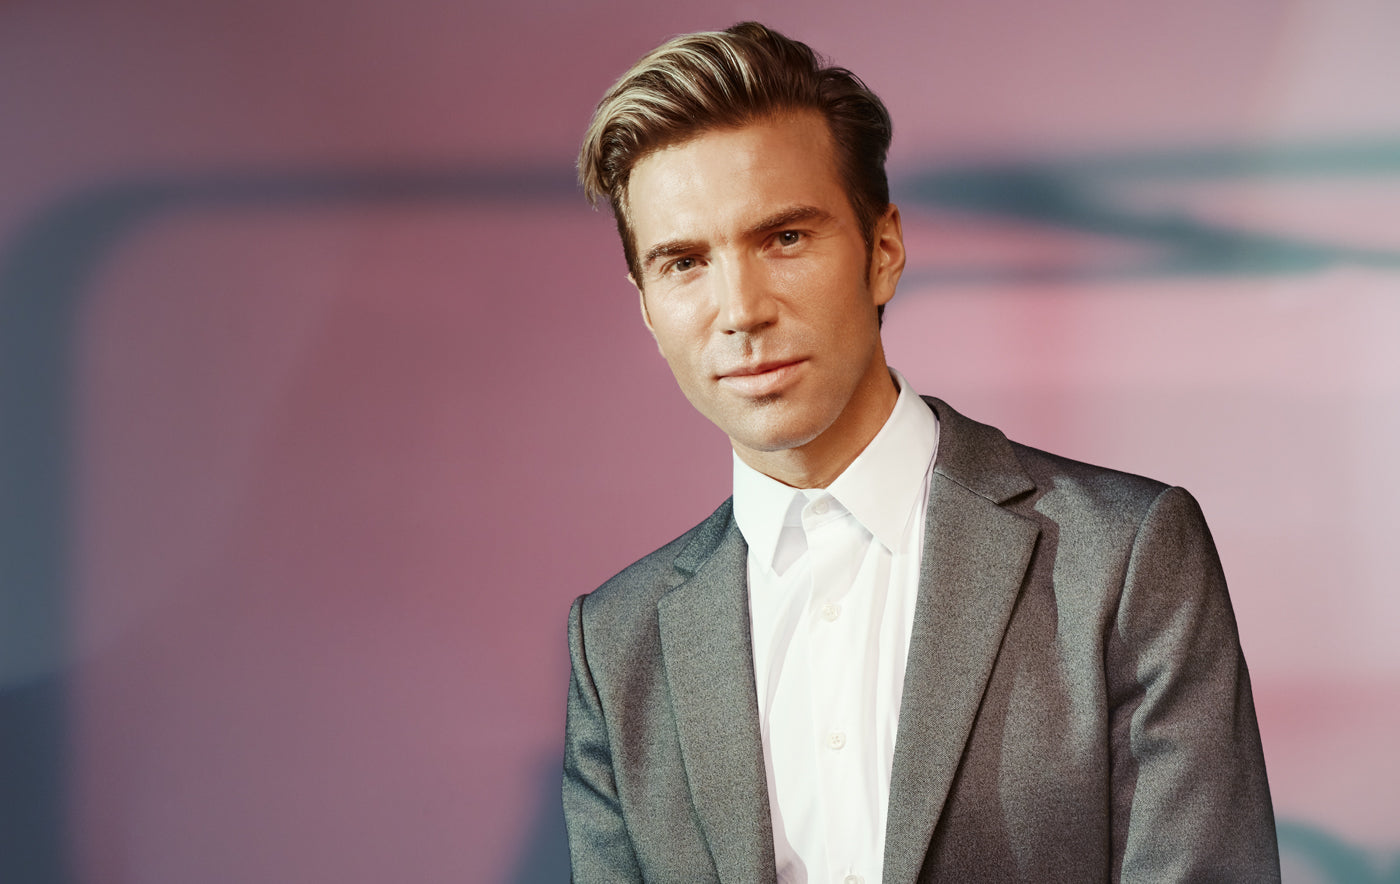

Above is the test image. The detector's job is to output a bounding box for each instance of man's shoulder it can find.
[1000,437,1215,558]
[926,394,1180,524]
[1011,439,1170,508]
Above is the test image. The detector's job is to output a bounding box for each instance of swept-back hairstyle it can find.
[578,21,893,281]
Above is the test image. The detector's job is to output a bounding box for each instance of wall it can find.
[1,1,1397,881]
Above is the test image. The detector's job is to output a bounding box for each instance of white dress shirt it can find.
[733,371,940,884]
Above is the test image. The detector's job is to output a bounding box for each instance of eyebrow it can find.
[640,204,835,272]
[749,205,833,236]
[641,239,700,272]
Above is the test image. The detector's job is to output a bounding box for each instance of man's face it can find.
[626,112,905,478]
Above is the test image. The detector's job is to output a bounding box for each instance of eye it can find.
[776,230,802,246]
[667,256,698,274]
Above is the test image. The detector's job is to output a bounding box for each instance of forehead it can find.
[624,113,849,244]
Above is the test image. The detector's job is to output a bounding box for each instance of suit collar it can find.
[658,510,778,883]
[882,398,1040,884]
[922,396,1036,505]
[672,497,737,578]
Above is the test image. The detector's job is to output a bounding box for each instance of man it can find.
[564,22,1278,884]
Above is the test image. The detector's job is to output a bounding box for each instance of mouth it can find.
[717,359,805,397]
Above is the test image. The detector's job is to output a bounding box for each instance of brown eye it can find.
[778,231,801,246]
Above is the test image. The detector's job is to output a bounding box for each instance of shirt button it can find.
[812,498,829,515]
[828,731,847,750]
[844,876,864,884]
[820,603,841,622]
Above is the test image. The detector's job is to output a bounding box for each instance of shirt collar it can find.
[732,369,939,568]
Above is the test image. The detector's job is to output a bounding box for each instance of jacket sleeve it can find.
[562,594,644,882]
[1106,486,1280,882]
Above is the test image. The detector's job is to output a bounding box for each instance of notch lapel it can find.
[882,400,1041,884]
[658,515,777,884]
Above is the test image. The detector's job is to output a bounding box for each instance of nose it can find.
[714,254,778,334]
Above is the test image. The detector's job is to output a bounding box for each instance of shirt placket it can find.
[803,494,876,883]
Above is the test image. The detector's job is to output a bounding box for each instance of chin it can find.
[700,392,836,455]
[727,416,829,455]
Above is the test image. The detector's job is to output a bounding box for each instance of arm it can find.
[1106,486,1280,882]
[562,594,644,882]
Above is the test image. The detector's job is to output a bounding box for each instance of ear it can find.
[869,204,906,308]
[630,273,657,339]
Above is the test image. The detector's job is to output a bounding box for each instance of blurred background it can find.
[1,0,1397,881]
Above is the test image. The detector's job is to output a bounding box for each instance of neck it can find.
[735,365,900,489]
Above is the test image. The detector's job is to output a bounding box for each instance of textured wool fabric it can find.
[563,397,1279,883]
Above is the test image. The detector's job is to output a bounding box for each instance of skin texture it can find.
[626,111,907,489]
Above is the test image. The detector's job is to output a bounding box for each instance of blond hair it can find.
[578,22,893,279]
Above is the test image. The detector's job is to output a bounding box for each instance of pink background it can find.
[2,1,1397,881]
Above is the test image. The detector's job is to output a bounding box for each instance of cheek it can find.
[775,253,866,305]
[766,260,822,300]
[649,322,706,385]
[648,298,710,352]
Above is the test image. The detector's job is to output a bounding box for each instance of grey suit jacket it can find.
[563,397,1279,882]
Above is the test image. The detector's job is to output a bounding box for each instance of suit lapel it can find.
[882,399,1041,884]
[658,510,777,884]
